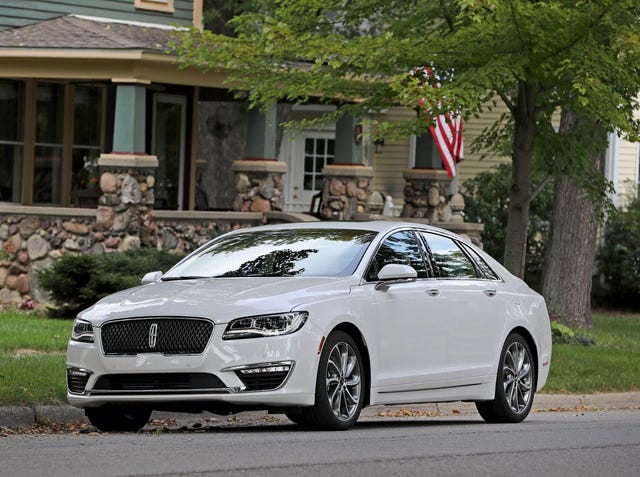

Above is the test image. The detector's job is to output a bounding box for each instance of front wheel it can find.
[85,405,151,432]
[476,333,536,423]
[301,331,364,430]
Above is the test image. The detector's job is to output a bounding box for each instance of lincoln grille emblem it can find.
[148,323,158,349]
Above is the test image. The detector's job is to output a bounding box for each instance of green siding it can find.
[0,0,194,31]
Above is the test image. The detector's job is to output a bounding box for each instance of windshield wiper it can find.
[161,276,208,281]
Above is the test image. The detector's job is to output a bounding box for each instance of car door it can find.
[419,232,507,387]
[366,230,449,392]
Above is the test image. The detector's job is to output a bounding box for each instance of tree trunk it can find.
[541,109,605,328]
[503,82,537,278]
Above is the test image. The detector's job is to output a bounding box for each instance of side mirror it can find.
[141,271,163,285]
[375,264,417,291]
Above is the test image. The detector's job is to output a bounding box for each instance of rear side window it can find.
[420,233,479,279]
[366,230,429,281]
[460,243,501,280]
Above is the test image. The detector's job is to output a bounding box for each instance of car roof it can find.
[231,220,457,236]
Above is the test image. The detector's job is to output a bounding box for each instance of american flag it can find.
[417,67,464,179]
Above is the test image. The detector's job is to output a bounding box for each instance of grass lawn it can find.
[0,311,70,405]
[543,313,640,393]
[0,310,638,405]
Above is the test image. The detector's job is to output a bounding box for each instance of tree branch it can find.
[530,173,554,202]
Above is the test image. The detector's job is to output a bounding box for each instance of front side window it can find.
[421,233,479,279]
[0,80,24,203]
[366,230,429,281]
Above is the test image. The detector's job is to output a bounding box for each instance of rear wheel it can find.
[85,405,151,432]
[476,333,536,423]
[301,331,364,430]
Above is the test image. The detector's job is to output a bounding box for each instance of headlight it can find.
[71,318,94,343]
[222,312,308,340]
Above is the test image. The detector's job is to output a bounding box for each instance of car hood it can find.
[78,276,358,325]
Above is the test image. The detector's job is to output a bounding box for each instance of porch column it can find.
[232,103,287,213]
[319,114,374,220]
[414,131,443,169]
[96,83,158,251]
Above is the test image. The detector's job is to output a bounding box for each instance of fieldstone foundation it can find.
[231,160,287,214]
[320,164,374,220]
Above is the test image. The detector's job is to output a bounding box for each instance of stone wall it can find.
[0,207,265,307]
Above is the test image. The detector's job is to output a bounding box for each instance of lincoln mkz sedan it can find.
[66,221,552,431]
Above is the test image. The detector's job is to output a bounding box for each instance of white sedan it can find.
[66,221,552,431]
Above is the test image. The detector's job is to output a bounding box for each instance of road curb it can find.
[1,392,639,429]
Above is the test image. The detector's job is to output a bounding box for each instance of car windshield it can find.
[162,229,377,279]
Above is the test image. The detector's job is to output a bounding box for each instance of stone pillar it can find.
[401,169,453,222]
[320,164,374,220]
[317,113,372,220]
[232,103,287,214]
[96,83,159,251]
[400,168,484,246]
[231,160,286,214]
[96,155,158,251]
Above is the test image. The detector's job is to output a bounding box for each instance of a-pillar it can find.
[232,104,287,214]
[96,83,158,251]
[320,114,374,220]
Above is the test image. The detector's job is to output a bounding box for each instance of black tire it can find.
[301,331,365,430]
[476,333,536,423]
[285,412,311,426]
[85,405,152,432]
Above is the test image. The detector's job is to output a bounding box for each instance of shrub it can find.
[37,248,184,317]
[461,163,553,289]
[597,195,640,310]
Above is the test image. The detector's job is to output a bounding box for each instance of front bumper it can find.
[66,321,320,409]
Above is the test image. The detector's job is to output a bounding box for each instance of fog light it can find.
[224,361,295,392]
[67,366,93,394]
[239,364,291,374]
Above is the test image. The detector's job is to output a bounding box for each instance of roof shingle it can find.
[0,15,177,52]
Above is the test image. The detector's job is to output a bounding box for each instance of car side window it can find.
[366,230,429,281]
[460,243,501,280]
[420,233,479,279]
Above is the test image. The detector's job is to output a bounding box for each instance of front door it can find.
[153,94,186,210]
[281,130,335,212]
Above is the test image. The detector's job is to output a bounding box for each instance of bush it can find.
[37,248,184,317]
[461,163,553,289]
[597,195,640,310]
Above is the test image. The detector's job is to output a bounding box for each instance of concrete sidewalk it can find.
[1,392,639,429]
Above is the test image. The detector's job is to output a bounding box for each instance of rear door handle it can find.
[426,289,440,297]
[484,289,497,297]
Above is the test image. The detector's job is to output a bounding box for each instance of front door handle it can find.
[484,289,497,297]
[426,289,440,297]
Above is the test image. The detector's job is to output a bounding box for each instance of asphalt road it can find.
[1,410,639,477]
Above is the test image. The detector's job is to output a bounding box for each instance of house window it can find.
[34,83,64,204]
[303,137,334,191]
[134,0,175,13]
[72,85,103,207]
[0,80,24,203]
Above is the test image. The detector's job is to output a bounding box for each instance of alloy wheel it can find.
[325,341,362,421]
[502,341,533,414]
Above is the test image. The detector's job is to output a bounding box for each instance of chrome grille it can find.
[101,318,213,355]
